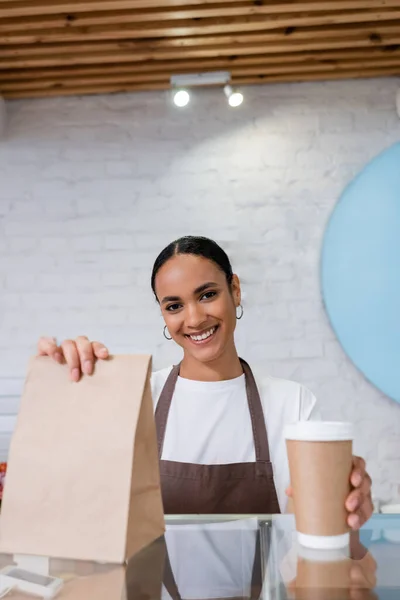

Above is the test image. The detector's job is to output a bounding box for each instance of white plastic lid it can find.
[297,531,350,550]
[284,421,354,442]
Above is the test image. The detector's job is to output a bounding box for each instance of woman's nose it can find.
[185,303,207,329]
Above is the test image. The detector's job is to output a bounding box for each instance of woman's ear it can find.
[231,274,241,306]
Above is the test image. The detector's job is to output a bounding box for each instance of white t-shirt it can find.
[151,365,320,512]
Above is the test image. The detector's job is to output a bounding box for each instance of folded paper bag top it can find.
[0,354,165,563]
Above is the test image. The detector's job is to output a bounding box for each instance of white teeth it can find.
[190,327,216,341]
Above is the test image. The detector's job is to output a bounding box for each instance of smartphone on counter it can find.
[0,566,64,598]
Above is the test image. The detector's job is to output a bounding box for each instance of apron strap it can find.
[162,547,182,600]
[155,364,180,459]
[155,360,271,463]
[162,530,263,600]
[240,359,271,463]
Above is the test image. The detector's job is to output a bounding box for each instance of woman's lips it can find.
[185,325,219,345]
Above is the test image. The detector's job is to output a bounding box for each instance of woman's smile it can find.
[184,325,219,345]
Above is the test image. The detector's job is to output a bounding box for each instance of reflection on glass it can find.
[286,545,377,600]
[0,515,397,599]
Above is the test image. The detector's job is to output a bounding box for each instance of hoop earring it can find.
[236,304,244,320]
[163,326,172,340]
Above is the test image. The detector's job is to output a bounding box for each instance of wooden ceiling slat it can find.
[4,81,172,98]
[3,54,400,91]
[2,39,400,70]
[2,26,400,70]
[2,46,400,83]
[1,67,399,93]
[0,0,246,19]
[2,0,400,32]
[3,8,400,45]
[0,72,169,90]
[1,0,399,20]
[4,21,400,57]
[4,65,400,99]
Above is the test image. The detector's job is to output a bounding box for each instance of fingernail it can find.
[349,514,360,529]
[83,360,93,375]
[352,473,362,487]
[71,368,80,382]
[99,348,108,356]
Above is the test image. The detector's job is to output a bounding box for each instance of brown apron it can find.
[155,358,280,515]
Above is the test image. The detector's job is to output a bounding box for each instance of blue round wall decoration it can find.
[321,142,400,403]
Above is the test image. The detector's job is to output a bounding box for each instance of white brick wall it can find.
[1,79,400,504]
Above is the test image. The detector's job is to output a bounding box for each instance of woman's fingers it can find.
[61,340,81,382]
[351,456,366,488]
[347,494,374,529]
[347,473,372,511]
[346,457,373,529]
[92,342,109,360]
[75,338,109,376]
[37,337,63,362]
[38,336,109,381]
[75,336,95,376]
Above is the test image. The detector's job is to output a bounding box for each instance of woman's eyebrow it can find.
[193,282,219,295]
[161,294,181,305]
[161,282,219,305]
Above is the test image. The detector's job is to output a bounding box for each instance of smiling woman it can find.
[37,236,373,524]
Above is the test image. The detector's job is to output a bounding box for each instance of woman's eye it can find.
[166,303,181,312]
[201,291,217,301]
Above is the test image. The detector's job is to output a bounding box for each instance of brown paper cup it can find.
[285,421,353,549]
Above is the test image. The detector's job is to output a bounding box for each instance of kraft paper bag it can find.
[58,566,126,600]
[123,535,166,600]
[0,354,165,563]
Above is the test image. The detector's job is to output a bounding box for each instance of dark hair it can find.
[151,236,234,301]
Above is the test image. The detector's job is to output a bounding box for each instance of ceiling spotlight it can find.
[224,85,244,107]
[173,89,190,108]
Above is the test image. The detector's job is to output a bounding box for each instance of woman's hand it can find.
[285,455,373,530]
[37,336,109,382]
[346,456,373,530]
